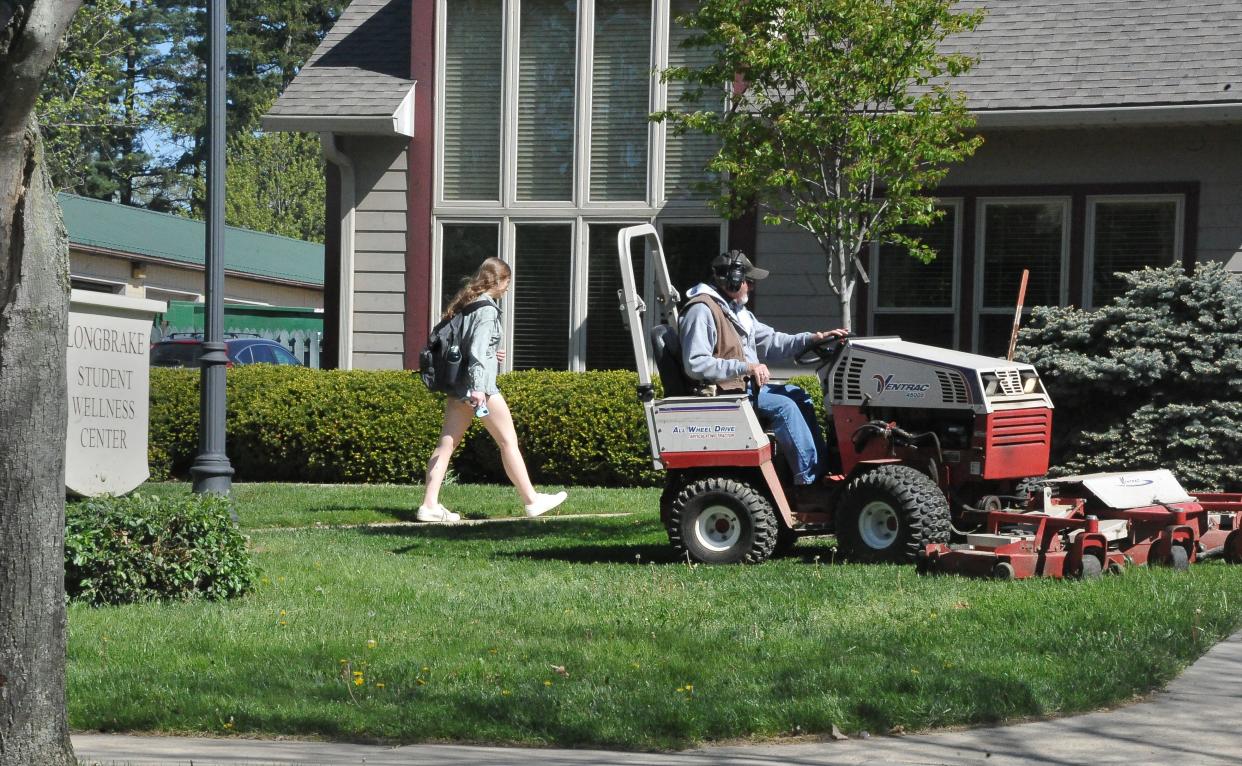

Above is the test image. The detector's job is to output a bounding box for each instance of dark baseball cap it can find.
[711,250,770,281]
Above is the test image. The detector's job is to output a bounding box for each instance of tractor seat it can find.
[650,324,695,397]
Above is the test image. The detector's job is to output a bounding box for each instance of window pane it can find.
[977,314,1021,359]
[513,224,571,369]
[585,224,644,370]
[590,0,650,201]
[661,224,719,296]
[981,202,1064,308]
[1092,200,1177,306]
[876,208,955,309]
[441,224,500,313]
[664,0,720,200]
[874,314,955,349]
[517,0,577,201]
[443,0,502,200]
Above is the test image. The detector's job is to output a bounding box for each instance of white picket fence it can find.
[158,325,323,368]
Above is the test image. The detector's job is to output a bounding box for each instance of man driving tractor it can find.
[679,250,848,497]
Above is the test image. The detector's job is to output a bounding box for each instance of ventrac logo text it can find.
[1117,476,1154,487]
[873,374,931,399]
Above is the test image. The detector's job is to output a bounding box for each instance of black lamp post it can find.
[190,0,234,494]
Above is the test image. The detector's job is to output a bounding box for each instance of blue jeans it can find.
[756,383,827,485]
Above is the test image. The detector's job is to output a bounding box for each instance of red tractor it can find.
[616,225,1242,576]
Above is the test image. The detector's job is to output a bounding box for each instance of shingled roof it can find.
[263,0,415,136]
[948,1,1242,123]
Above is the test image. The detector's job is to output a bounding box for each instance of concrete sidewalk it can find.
[75,628,1242,766]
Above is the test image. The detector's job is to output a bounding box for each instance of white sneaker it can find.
[416,504,460,523]
[524,491,567,518]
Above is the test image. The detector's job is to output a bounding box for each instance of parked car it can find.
[150,333,304,368]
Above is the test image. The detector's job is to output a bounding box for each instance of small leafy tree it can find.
[1018,263,1242,492]
[658,0,983,329]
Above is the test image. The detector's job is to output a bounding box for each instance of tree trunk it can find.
[1,2,83,763]
[0,118,75,766]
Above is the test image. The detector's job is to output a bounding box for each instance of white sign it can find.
[65,290,167,496]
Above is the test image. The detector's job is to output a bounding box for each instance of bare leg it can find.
[420,398,474,509]
[479,393,538,505]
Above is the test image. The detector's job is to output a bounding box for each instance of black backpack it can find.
[418,300,490,393]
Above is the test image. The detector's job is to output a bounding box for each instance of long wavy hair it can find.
[443,257,511,319]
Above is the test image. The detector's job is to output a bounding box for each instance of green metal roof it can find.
[59,193,324,287]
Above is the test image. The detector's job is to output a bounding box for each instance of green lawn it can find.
[68,482,1242,749]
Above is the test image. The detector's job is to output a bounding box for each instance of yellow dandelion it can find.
[631,662,640,669]
[676,687,684,693]
[501,689,511,696]
[416,678,426,686]
[279,620,287,626]
[685,684,693,692]
[354,677,364,686]
[339,659,348,664]
[279,610,287,616]
[366,639,378,649]
[352,670,363,677]
[544,680,553,687]
[375,682,385,689]
[421,666,429,673]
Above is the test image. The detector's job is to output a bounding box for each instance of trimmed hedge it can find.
[150,367,660,487]
[66,493,255,605]
[1017,263,1242,491]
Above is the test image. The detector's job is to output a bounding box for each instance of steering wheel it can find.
[794,335,846,366]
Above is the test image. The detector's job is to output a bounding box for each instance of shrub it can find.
[149,367,661,486]
[65,493,256,605]
[461,370,661,487]
[1017,263,1242,491]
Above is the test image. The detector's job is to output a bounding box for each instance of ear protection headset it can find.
[714,250,748,293]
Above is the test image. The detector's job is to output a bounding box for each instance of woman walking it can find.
[417,257,568,522]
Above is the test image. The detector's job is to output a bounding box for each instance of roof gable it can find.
[264,0,415,135]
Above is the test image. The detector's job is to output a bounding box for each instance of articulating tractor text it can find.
[616,225,1242,578]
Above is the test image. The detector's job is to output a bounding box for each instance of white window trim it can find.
[973,196,1071,353]
[432,0,721,370]
[1082,193,1184,310]
[866,199,962,347]
[69,274,127,293]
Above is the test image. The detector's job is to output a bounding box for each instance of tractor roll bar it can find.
[616,225,681,400]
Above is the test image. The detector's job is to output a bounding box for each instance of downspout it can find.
[320,132,355,369]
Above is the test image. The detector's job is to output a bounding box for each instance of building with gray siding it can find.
[264,0,1242,370]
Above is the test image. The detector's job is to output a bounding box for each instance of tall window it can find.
[976,199,1067,356]
[435,1,723,370]
[585,224,645,369]
[1087,197,1180,307]
[517,0,578,201]
[513,224,572,369]
[664,0,719,200]
[440,224,500,312]
[442,0,502,200]
[590,0,651,201]
[870,205,958,348]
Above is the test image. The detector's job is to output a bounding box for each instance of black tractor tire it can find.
[836,464,951,563]
[666,476,778,564]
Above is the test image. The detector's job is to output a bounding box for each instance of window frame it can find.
[1082,193,1184,309]
[972,196,1071,353]
[432,0,722,370]
[866,198,962,347]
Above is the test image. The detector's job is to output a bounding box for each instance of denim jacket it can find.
[456,296,502,399]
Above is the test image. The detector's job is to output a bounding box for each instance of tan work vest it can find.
[684,294,748,393]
